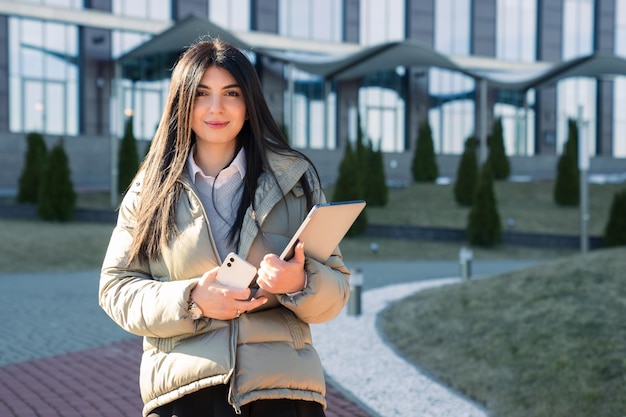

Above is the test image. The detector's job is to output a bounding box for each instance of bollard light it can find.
[348,268,363,316]
[459,247,473,280]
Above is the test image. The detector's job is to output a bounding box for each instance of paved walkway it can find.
[0,261,535,416]
[0,269,375,417]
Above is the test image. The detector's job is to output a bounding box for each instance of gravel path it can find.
[312,278,489,417]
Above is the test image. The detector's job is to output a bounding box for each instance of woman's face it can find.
[191,65,247,151]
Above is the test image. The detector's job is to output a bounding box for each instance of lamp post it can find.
[577,105,589,254]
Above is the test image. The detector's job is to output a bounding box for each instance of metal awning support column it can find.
[287,62,295,144]
[479,78,488,163]
[110,60,122,208]
[324,79,331,148]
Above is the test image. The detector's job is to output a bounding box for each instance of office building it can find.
[0,0,624,193]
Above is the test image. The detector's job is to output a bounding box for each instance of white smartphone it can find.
[216,252,258,289]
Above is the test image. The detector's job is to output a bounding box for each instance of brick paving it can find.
[0,270,372,417]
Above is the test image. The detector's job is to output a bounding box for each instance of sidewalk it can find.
[0,269,373,417]
[0,261,532,416]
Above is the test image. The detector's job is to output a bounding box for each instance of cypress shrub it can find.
[604,188,626,247]
[364,141,388,207]
[554,119,580,206]
[333,140,367,236]
[467,161,501,247]
[38,139,76,222]
[454,136,479,207]
[118,116,140,195]
[17,132,47,203]
[411,121,439,182]
[487,118,510,180]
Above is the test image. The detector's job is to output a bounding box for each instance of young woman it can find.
[99,38,350,417]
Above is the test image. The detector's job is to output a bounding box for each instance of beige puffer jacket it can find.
[99,151,351,416]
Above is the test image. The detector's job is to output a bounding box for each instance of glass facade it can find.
[3,0,626,161]
[358,0,406,152]
[280,0,341,150]
[429,0,473,154]
[614,0,626,157]
[210,0,251,31]
[9,17,78,136]
[558,0,596,155]
[494,0,537,156]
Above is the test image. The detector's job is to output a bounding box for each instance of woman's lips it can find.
[206,121,228,128]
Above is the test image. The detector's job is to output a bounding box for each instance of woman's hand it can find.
[190,266,268,320]
[256,242,306,294]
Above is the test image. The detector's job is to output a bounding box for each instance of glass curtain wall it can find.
[209,0,250,31]
[429,0,473,154]
[112,0,170,140]
[558,0,596,156]
[280,0,341,150]
[494,0,537,156]
[358,0,405,152]
[19,0,82,7]
[8,17,78,135]
[614,1,626,157]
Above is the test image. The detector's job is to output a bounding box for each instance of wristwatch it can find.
[188,299,204,320]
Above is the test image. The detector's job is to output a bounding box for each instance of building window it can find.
[614,0,626,157]
[209,0,251,31]
[558,0,595,156]
[359,70,405,152]
[280,0,342,42]
[495,0,537,156]
[19,0,82,8]
[9,17,78,135]
[113,0,170,20]
[284,67,336,150]
[356,0,406,151]
[360,0,404,45]
[430,0,473,154]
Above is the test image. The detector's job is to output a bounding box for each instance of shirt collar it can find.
[187,145,246,186]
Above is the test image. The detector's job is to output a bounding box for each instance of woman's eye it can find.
[195,90,208,97]
[225,90,240,97]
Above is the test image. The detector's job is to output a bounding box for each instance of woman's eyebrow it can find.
[197,83,241,90]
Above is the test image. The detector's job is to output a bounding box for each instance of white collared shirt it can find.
[187,146,246,260]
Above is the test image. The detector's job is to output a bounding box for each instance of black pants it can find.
[148,384,326,417]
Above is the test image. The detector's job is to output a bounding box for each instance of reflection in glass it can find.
[9,17,78,135]
[614,1,626,157]
[210,0,250,31]
[495,0,537,156]
[280,0,341,41]
[558,0,595,156]
[431,0,473,154]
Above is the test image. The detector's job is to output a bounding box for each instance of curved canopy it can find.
[119,15,626,91]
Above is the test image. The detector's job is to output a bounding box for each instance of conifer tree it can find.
[333,140,367,236]
[17,132,47,204]
[411,121,439,182]
[118,116,139,195]
[467,161,501,247]
[454,136,479,206]
[487,118,510,180]
[38,139,76,222]
[364,141,388,207]
[604,188,626,247]
[554,119,580,206]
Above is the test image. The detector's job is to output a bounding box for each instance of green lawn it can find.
[379,247,626,417]
[3,179,626,416]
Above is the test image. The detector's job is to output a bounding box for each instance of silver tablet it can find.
[279,200,366,262]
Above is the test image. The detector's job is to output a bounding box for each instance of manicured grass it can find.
[348,180,625,235]
[378,247,626,417]
[0,219,114,272]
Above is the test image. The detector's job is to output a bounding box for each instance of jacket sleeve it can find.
[99,185,209,338]
[276,169,351,323]
[278,251,351,324]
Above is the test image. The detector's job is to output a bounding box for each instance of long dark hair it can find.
[126,38,318,265]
